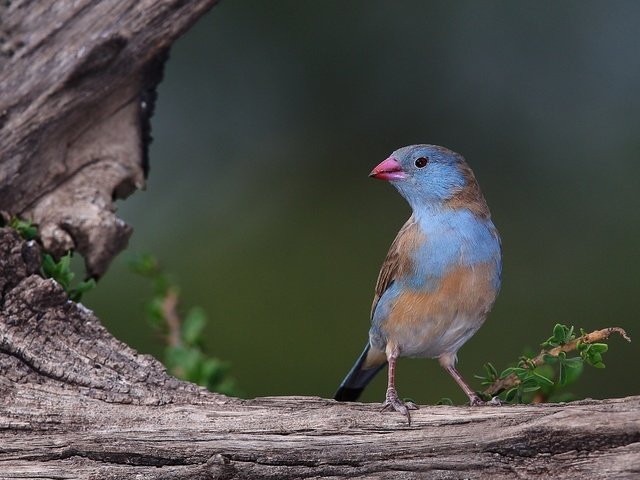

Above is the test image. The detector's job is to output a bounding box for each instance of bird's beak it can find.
[369,157,406,181]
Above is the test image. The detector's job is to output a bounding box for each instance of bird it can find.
[334,144,502,423]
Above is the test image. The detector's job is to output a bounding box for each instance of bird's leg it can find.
[381,345,418,424]
[439,354,502,406]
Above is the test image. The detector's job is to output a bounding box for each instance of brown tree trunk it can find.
[1,2,639,479]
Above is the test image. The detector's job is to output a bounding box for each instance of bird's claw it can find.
[381,388,419,425]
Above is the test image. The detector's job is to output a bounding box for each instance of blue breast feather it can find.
[409,208,502,291]
[371,208,502,334]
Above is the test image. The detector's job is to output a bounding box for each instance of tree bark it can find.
[1,2,640,479]
[0,0,217,277]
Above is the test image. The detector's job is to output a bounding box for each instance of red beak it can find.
[369,157,406,181]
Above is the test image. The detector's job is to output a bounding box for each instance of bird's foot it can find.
[469,394,504,406]
[381,388,419,425]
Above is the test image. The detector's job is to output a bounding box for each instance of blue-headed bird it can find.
[335,144,502,423]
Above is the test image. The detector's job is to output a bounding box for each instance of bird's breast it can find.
[370,209,501,358]
[409,209,501,290]
[380,262,499,357]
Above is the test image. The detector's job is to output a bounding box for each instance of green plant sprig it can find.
[3,215,95,301]
[476,324,630,403]
[41,252,96,302]
[6,216,38,240]
[129,253,239,396]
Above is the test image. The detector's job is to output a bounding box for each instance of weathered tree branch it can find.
[1,1,639,478]
[0,0,218,277]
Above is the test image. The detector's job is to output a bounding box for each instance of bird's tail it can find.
[334,343,387,401]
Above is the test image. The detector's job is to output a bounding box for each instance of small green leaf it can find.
[182,307,207,345]
[564,357,583,369]
[585,350,606,368]
[532,372,554,386]
[589,343,608,354]
[562,359,584,386]
[523,384,541,393]
[553,324,567,344]
[512,367,528,380]
[499,367,516,379]
[505,388,518,402]
[436,397,454,406]
[9,217,38,240]
[483,362,498,381]
[566,325,575,342]
[69,278,96,302]
[148,300,166,326]
[200,357,228,388]
[41,252,75,289]
[128,253,159,276]
[558,362,566,385]
[521,377,539,390]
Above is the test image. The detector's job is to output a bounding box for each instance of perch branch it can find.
[484,327,631,397]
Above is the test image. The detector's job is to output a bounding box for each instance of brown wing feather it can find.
[370,216,419,318]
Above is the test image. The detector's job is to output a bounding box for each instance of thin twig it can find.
[484,327,631,397]
[162,287,182,348]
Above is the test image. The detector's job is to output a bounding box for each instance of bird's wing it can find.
[371,216,418,318]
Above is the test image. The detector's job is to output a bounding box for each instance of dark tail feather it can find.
[334,343,387,401]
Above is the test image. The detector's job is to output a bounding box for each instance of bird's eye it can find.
[414,157,429,168]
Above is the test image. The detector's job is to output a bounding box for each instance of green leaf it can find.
[499,367,516,379]
[68,278,96,302]
[521,377,539,390]
[512,367,528,380]
[532,372,554,386]
[542,353,558,365]
[589,343,608,354]
[128,253,159,276]
[201,358,230,389]
[562,359,584,386]
[564,357,583,369]
[523,384,541,393]
[483,362,498,381]
[182,307,207,346]
[585,350,606,368]
[558,362,567,385]
[553,324,567,344]
[41,252,75,289]
[436,397,454,406]
[505,388,519,402]
[577,341,589,352]
[9,217,38,240]
[145,297,166,326]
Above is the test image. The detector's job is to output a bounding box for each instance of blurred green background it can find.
[87,0,639,404]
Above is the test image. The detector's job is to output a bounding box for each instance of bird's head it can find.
[369,144,488,215]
